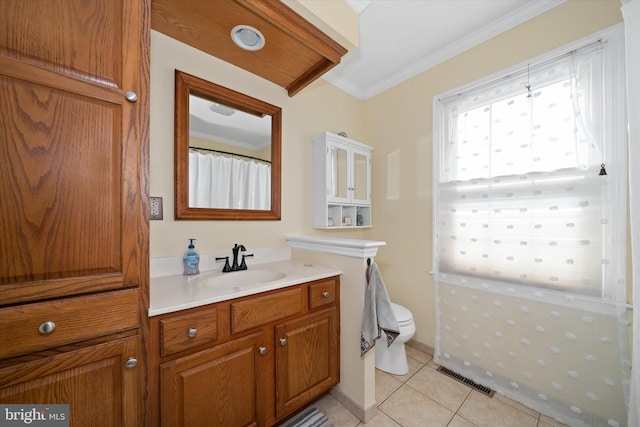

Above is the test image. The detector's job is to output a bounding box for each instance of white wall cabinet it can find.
[313,132,373,228]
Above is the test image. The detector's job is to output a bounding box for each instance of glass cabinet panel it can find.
[353,151,368,201]
[330,146,348,199]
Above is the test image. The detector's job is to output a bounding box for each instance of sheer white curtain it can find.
[433,26,630,427]
[189,150,270,209]
[622,1,640,425]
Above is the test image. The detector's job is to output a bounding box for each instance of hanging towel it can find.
[361,262,400,356]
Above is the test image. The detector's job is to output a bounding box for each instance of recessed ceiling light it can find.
[231,25,265,51]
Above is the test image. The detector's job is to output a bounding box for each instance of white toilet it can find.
[375,302,416,375]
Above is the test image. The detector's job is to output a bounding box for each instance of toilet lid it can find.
[391,302,413,324]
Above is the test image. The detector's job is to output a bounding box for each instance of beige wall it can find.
[364,0,624,348]
[150,31,367,258]
[151,0,624,350]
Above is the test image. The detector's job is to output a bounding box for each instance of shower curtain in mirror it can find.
[432,26,631,427]
[189,150,270,209]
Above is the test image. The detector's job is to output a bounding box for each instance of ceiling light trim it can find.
[231,25,266,51]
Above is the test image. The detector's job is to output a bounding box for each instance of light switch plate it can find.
[150,197,163,220]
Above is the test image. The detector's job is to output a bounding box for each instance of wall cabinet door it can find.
[327,141,371,206]
[274,308,339,419]
[161,332,268,427]
[0,335,142,427]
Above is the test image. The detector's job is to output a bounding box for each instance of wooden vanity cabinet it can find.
[151,276,340,427]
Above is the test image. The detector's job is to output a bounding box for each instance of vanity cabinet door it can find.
[161,331,268,427]
[274,307,339,419]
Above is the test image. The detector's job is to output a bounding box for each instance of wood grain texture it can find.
[275,308,339,418]
[151,0,346,96]
[0,289,139,359]
[231,287,302,334]
[0,335,141,427]
[0,0,145,304]
[161,331,266,427]
[160,307,218,357]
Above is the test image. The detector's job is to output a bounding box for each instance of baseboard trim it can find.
[329,386,377,423]
[407,339,434,356]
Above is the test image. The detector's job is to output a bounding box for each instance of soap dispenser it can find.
[183,238,200,276]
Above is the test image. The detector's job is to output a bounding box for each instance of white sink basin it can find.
[203,269,286,288]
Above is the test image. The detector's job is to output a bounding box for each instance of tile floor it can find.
[312,346,567,427]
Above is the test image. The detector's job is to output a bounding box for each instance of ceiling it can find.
[322,0,565,100]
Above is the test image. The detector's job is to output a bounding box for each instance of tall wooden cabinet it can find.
[0,0,150,425]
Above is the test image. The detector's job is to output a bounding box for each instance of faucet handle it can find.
[239,253,254,270]
[215,256,232,272]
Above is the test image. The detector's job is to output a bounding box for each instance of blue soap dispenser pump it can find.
[183,238,200,276]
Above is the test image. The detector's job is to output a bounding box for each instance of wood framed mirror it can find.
[174,70,281,220]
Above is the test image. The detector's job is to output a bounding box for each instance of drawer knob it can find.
[279,338,287,346]
[38,321,56,335]
[125,90,138,102]
[187,328,198,338]
[125,357,138,369]
[259,346,267,355]
[322,291,330,298]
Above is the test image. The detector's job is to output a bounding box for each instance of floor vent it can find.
[436,366,495,397]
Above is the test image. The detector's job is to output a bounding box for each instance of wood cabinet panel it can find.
[308,278,336,309]
[0,0,146,305]
[0,290,139,359]
[0,335,142,427]
[0,0,124,87]
[231,287,302,334]
[160,307,218,357]
[161,331,267,427]
[275,308,339,418]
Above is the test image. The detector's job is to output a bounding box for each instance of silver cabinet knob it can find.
[124,90,138,103]
[279,338,287,346]
[322,291,330,298]
[125,357,138,369]
[38,321,56,334]
[187,328,197,338]
[259,346,267,355]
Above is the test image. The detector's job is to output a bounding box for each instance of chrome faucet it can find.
[216,243,253,273]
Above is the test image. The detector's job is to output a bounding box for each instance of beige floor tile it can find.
[406,366,471,412]
[457,391,538,427]
[390,355,425,382]
[379,384,454,427]
[313,394,360,427]
[448,415,479,427]
[538,414,568,427]
[406,346,433,364]
[356,410,401,426]
[375,369,404,404]
[493,392,538,418]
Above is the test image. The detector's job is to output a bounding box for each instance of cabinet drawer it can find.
[160,308,218,356]
[231,287,302,334]
[308,278,336,309]
[0,289,139,359]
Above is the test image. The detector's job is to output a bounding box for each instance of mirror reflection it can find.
[174,70,282,220]
[188,94,272,210]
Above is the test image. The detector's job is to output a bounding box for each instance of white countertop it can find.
[149,260,342,316]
